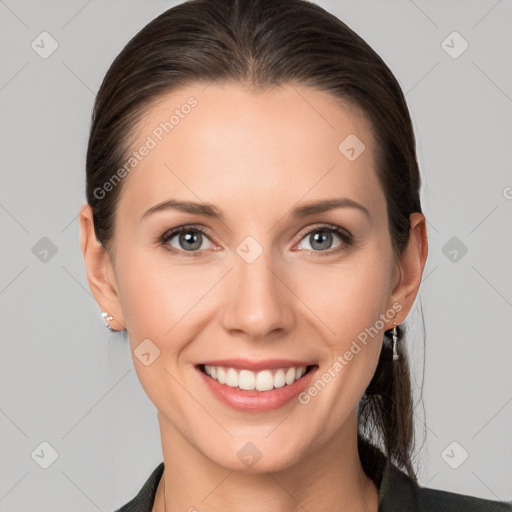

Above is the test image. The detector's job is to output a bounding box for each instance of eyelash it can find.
[158,223,354,258]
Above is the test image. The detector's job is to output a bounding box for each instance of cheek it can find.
[290,256,393,431]
[114,247,222,340]
[294,255,393,340]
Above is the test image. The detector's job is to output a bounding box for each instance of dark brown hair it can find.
[86,0,423,482]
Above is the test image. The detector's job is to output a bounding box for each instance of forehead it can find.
[116,82,384,222]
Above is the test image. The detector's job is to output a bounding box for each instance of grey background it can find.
[0,0,511,510]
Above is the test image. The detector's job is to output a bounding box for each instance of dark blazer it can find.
[113,459,512,512]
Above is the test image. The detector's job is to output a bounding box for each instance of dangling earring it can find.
[391,323,399,361]
[101,311,115,331]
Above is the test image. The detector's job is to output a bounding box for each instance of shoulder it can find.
[418,487,512,512]
[380,462,512,511]
[417,485,512,512]
[113,462,164,512]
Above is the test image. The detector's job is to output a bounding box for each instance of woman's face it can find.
[83,83,422,473]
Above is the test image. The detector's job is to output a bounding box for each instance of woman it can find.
[79,0,511,510]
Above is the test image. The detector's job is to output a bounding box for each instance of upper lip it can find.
[196,359,316,371]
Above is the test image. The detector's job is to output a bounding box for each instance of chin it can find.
[206,441,305,474]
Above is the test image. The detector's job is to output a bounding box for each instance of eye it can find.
[159,225,216,257]
[295,223,353,255]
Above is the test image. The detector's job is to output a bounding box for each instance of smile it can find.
[200,364,313,391]
[196,363,319,412]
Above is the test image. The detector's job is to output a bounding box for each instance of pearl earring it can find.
[101,311,115,331]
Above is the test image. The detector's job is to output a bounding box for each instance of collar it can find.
[378,458,420,511]
[115,456,421,512]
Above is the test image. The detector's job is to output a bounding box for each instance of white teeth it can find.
[217,366,226,384]
[256,370,274,391]
[287,367,297,384]
[239,369,256,390]
[273,369,286,388]
[203,365,309,391]
[225,368,239,387]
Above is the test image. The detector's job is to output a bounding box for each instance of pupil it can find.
[311,230,331,250]
[181,231,201,250]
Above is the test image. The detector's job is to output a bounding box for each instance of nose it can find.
[219,245,296,341]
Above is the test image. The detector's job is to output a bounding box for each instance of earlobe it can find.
[78,204,126,330]
[388,212,428,327]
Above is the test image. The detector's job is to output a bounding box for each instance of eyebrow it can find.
[141,197,370,221]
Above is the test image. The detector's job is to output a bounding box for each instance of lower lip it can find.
[196,365,318,412]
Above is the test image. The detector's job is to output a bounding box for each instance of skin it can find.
[80,83,427,512]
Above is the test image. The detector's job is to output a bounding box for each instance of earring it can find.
[391,323,399,361]
[101,311,115,331]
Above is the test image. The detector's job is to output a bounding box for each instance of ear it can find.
[79,203,126,330]
[386,212,428,327]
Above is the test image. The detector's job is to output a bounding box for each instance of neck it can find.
[153,411,379,512]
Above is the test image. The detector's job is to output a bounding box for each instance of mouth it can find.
[194,362,319,412]
[196,363,317,391]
